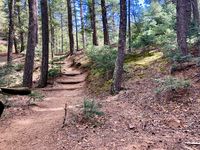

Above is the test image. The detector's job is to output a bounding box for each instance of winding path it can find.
[0,55,88,150]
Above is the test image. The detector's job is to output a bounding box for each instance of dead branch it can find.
[62,103,68,128]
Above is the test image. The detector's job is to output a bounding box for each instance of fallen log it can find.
[1,87,31,95]
[0,101,5,118]
[170,62,196,74]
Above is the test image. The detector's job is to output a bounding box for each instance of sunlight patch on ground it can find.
[126,51,163,67]
[134,51,163,66]
[15,119,34,125]
[32,107,64,112]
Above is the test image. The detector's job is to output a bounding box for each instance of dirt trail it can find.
[0,55,88,150]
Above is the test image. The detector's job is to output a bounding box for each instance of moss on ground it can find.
[125,51,163,67]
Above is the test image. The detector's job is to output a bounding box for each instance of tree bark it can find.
[74,0,79,51]
[128,0,131,53]
[176,0,189,56]
[111,0,127,94]
[7,0,15,64]
[14,35,18,54]
[60,13,64,53]
[16,0,25,53]
[38,0,49,88]
[186,0,192,30]
[23,0,38,88]
[48,0,54,61]
[89,0,98,46]
[80,0,85,49]
[101,0,110,45]
[67,0,74,55]
[191,0,200,24]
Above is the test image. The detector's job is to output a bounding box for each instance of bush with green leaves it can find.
[48,66,61,78]
[13,63,24,71]
[132,2,176,50]
[164,48,192,63]
[28,91,44,104]
[83,99,104,120]
[86,45,117,73]
[155,76,190,93]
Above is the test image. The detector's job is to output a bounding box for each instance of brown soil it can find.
[1,54,200,150]
[0,55,88,150]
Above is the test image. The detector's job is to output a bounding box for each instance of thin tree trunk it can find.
[7,0,15,64]
[89,0,98,46]
[186,0,192,31]
[80,0,85,49]
[128,0,131,53]
[176,0,189,56]
[38,0,49,88]
[191,0,200,24]
[67,0,74,55]
[101,0,110,45]
[23,0,38,88]
[191,0,200,55]
[60,13,64,53]
[74,0,79,51]
[14,35,18,54]
[35,0,38,45]
[16,0,25,53]
[111,0,127,94]
[48,0,54,61]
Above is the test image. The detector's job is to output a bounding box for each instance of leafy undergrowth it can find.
[125,50,163,67]
[59,51,200,149]
[0,44,6,53]
[87,50,164,96]
[0,64,23,87]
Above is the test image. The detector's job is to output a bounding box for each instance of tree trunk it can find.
[128,0,131,53]
[14,35,18,54]
[67,0,74,55]
[16,0,25,53]
[38,0,49,88]
[191,0,200,55]
[111,0,127,94]
[191,0,200,24]
[7,0,15,64]
[74,0,79,51]
[186,0,192,30]
[48,0,54,61]
[101,0,110,45]
[35,0,38,45]
[60,13,64,53]
[89,0,98,46]
[80,0,85,49]
[176,0,189,56]
[23,0,38,88]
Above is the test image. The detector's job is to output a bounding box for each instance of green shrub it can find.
[164,48,192,63]
[0,44,7,53]
[155,76,190,93]
[132,2,176,49]
[48,67,61,78]
[28,91,44,100]
[13,63,24,71]
[28,91,44,104]
[83,99,104,120]
[86,45,117,73]
[0,65,14,86]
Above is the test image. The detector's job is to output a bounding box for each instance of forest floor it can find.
[0,51,200,150]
